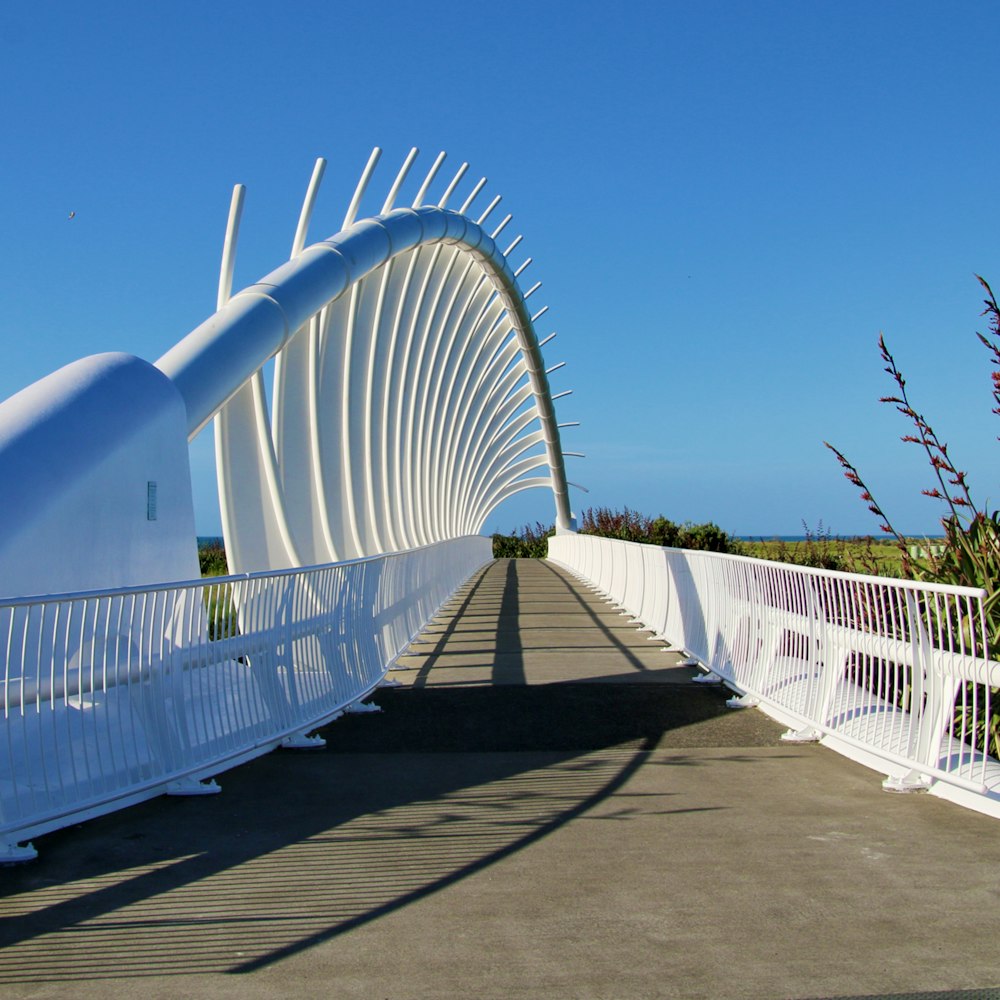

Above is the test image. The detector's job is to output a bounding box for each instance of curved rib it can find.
[156,205,574,535]
[213,184,246,574]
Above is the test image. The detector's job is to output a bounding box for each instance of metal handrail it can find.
[0,535,491,859]
[549,533,1000,818]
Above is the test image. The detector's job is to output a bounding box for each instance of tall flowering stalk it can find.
[826,277,1000,641]
[827,277,1000,754]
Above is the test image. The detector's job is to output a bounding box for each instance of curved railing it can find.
[0,535,491,861]
[548,533,1000,818]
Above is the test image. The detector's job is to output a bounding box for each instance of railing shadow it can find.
[408,558,693,683]
[0,556,792,984]
[0,679,767,984]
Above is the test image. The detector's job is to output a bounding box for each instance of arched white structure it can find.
[156,148,575,574]
[0,149,579,859]
[0,148,577,599]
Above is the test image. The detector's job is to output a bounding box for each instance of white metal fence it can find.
[0,535,491,860]
[548,533,1000,817]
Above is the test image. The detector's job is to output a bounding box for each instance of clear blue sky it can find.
[3,0,998,539]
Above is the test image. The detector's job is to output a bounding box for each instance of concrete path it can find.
[3,559,1000,999]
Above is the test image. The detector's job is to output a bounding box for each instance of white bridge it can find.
[0,149,997,862]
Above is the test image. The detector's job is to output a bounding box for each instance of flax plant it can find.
[826,277,1000,755]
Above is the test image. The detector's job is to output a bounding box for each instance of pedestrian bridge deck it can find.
[2,559,1000,999]
[397,556,697,686]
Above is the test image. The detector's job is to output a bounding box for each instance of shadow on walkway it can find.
[0,680,766,984]
[4,559,1000,1000]
[404,558,694,685]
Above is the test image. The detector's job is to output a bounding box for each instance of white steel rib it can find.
[154,148,574,573]
[0,147,582,859]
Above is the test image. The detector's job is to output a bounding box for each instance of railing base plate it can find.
[691,671,721,683]
[883,770,932,794]
[1,841,37,865]
[166,778,221,796]
[781,727,822,743]
[726,694,760,709]
[345,700,382,714]
[281,732,326,750]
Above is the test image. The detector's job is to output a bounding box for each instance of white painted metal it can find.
[155,148,575,574]
[0,354,200,599]
[549,533,1000,818]
[0,535,491,861]
[0,148,579,857]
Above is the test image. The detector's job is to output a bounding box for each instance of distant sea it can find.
[197,536,224,547]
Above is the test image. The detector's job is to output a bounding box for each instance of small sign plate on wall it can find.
[147,481,157,521]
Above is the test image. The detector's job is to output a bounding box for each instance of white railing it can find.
[548,533,1000,818]
[0,535,491,860]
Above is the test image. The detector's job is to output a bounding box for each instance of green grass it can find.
[736,536,911,577]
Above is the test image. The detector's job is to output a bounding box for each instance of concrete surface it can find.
[394,555,695,685]
[2,559,1000,1000]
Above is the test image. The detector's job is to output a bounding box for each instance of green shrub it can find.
[492,521,554,558]
[492,507,740,558]
[675,520,735,553]
[198,540,230,577]
[579,506,738,552]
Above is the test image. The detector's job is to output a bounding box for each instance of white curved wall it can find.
[0,353,198,598]
[0,149,575,595]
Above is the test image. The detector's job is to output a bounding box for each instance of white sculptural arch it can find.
[0,147,577,596]
[0,147,580,858]
[156,147,575,573]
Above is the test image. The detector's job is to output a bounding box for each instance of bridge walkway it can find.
[395,555,705,685]
[2,559,1000,999]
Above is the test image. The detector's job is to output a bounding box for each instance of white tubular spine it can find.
[155,149,574,573]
